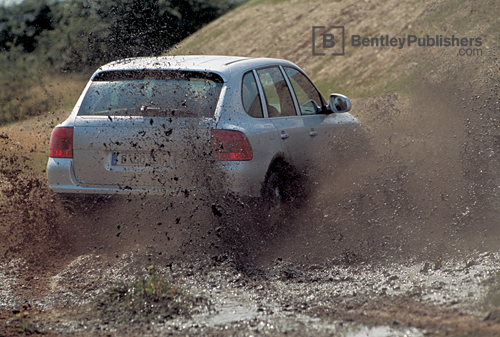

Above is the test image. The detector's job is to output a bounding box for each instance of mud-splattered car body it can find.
[47,55,359,199]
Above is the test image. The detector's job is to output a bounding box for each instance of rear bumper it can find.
[47,157,266,197]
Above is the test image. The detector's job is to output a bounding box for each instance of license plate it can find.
[111,152,174,169]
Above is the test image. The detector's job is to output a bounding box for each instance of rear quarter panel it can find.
[215,74,283,197]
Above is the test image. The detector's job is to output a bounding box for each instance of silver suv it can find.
[47,56,359,204]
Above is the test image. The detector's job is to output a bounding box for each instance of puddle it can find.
[191,289,426,336]
[195,297,259,327]
[346,325,424,337]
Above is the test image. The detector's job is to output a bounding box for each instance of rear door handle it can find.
[280,133,289,139]
[309,131,318,137]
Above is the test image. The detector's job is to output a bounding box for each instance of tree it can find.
[0,0,54,52]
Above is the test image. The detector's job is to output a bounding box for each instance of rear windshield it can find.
[78,70,223,118]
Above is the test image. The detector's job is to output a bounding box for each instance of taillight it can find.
[211,129,253,161]
[49,127,73,158]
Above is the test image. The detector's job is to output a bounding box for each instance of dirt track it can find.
[2,249,500,336]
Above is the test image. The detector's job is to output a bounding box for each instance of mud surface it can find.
[2,250,500,336]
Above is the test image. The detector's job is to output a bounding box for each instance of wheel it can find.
[262,171,284,219]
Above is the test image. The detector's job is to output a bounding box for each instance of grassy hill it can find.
[174,0,499,98]
[3,0,498,125]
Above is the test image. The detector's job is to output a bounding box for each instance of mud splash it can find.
[0,146,68,272]
[227,77,500,268]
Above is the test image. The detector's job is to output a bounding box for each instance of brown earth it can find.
[2,296,500,336]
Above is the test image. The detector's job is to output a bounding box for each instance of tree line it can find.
[0,0,244,123]
[1,0,242,71]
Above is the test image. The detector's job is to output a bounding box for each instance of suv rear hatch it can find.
[72,70,223,192]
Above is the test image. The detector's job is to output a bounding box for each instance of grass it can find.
[249,0,294,6]
[131,265,182,303]
[2,0,495,124]
[0,65,88,126]
[30,151,50,173]
[0,108,70,176]
[95,265,209,323]
[21,320,38,334]
[421,0,468,33]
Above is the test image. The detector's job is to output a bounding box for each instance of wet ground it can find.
[2,248,500,336]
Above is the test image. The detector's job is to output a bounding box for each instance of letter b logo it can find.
[323,34,335,48]
[312,26,345,56]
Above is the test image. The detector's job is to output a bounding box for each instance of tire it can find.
[261,170,284,222]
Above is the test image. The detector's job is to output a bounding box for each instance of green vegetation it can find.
[95,265,210,323]
[21,320,38,333]
[0,0,245,125]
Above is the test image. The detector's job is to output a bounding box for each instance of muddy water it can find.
[1,249,498,335]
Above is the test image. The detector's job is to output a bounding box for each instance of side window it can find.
[242,71,263,118]
[256,67,296,118]
[284,67,324,115]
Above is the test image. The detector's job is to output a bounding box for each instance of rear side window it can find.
[241,71,263,118]
[78,70,223,118]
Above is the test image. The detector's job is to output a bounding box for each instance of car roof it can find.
[93,55,299,82]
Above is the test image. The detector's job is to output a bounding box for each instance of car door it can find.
[282,66,355,166]
[255,66,309,171]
